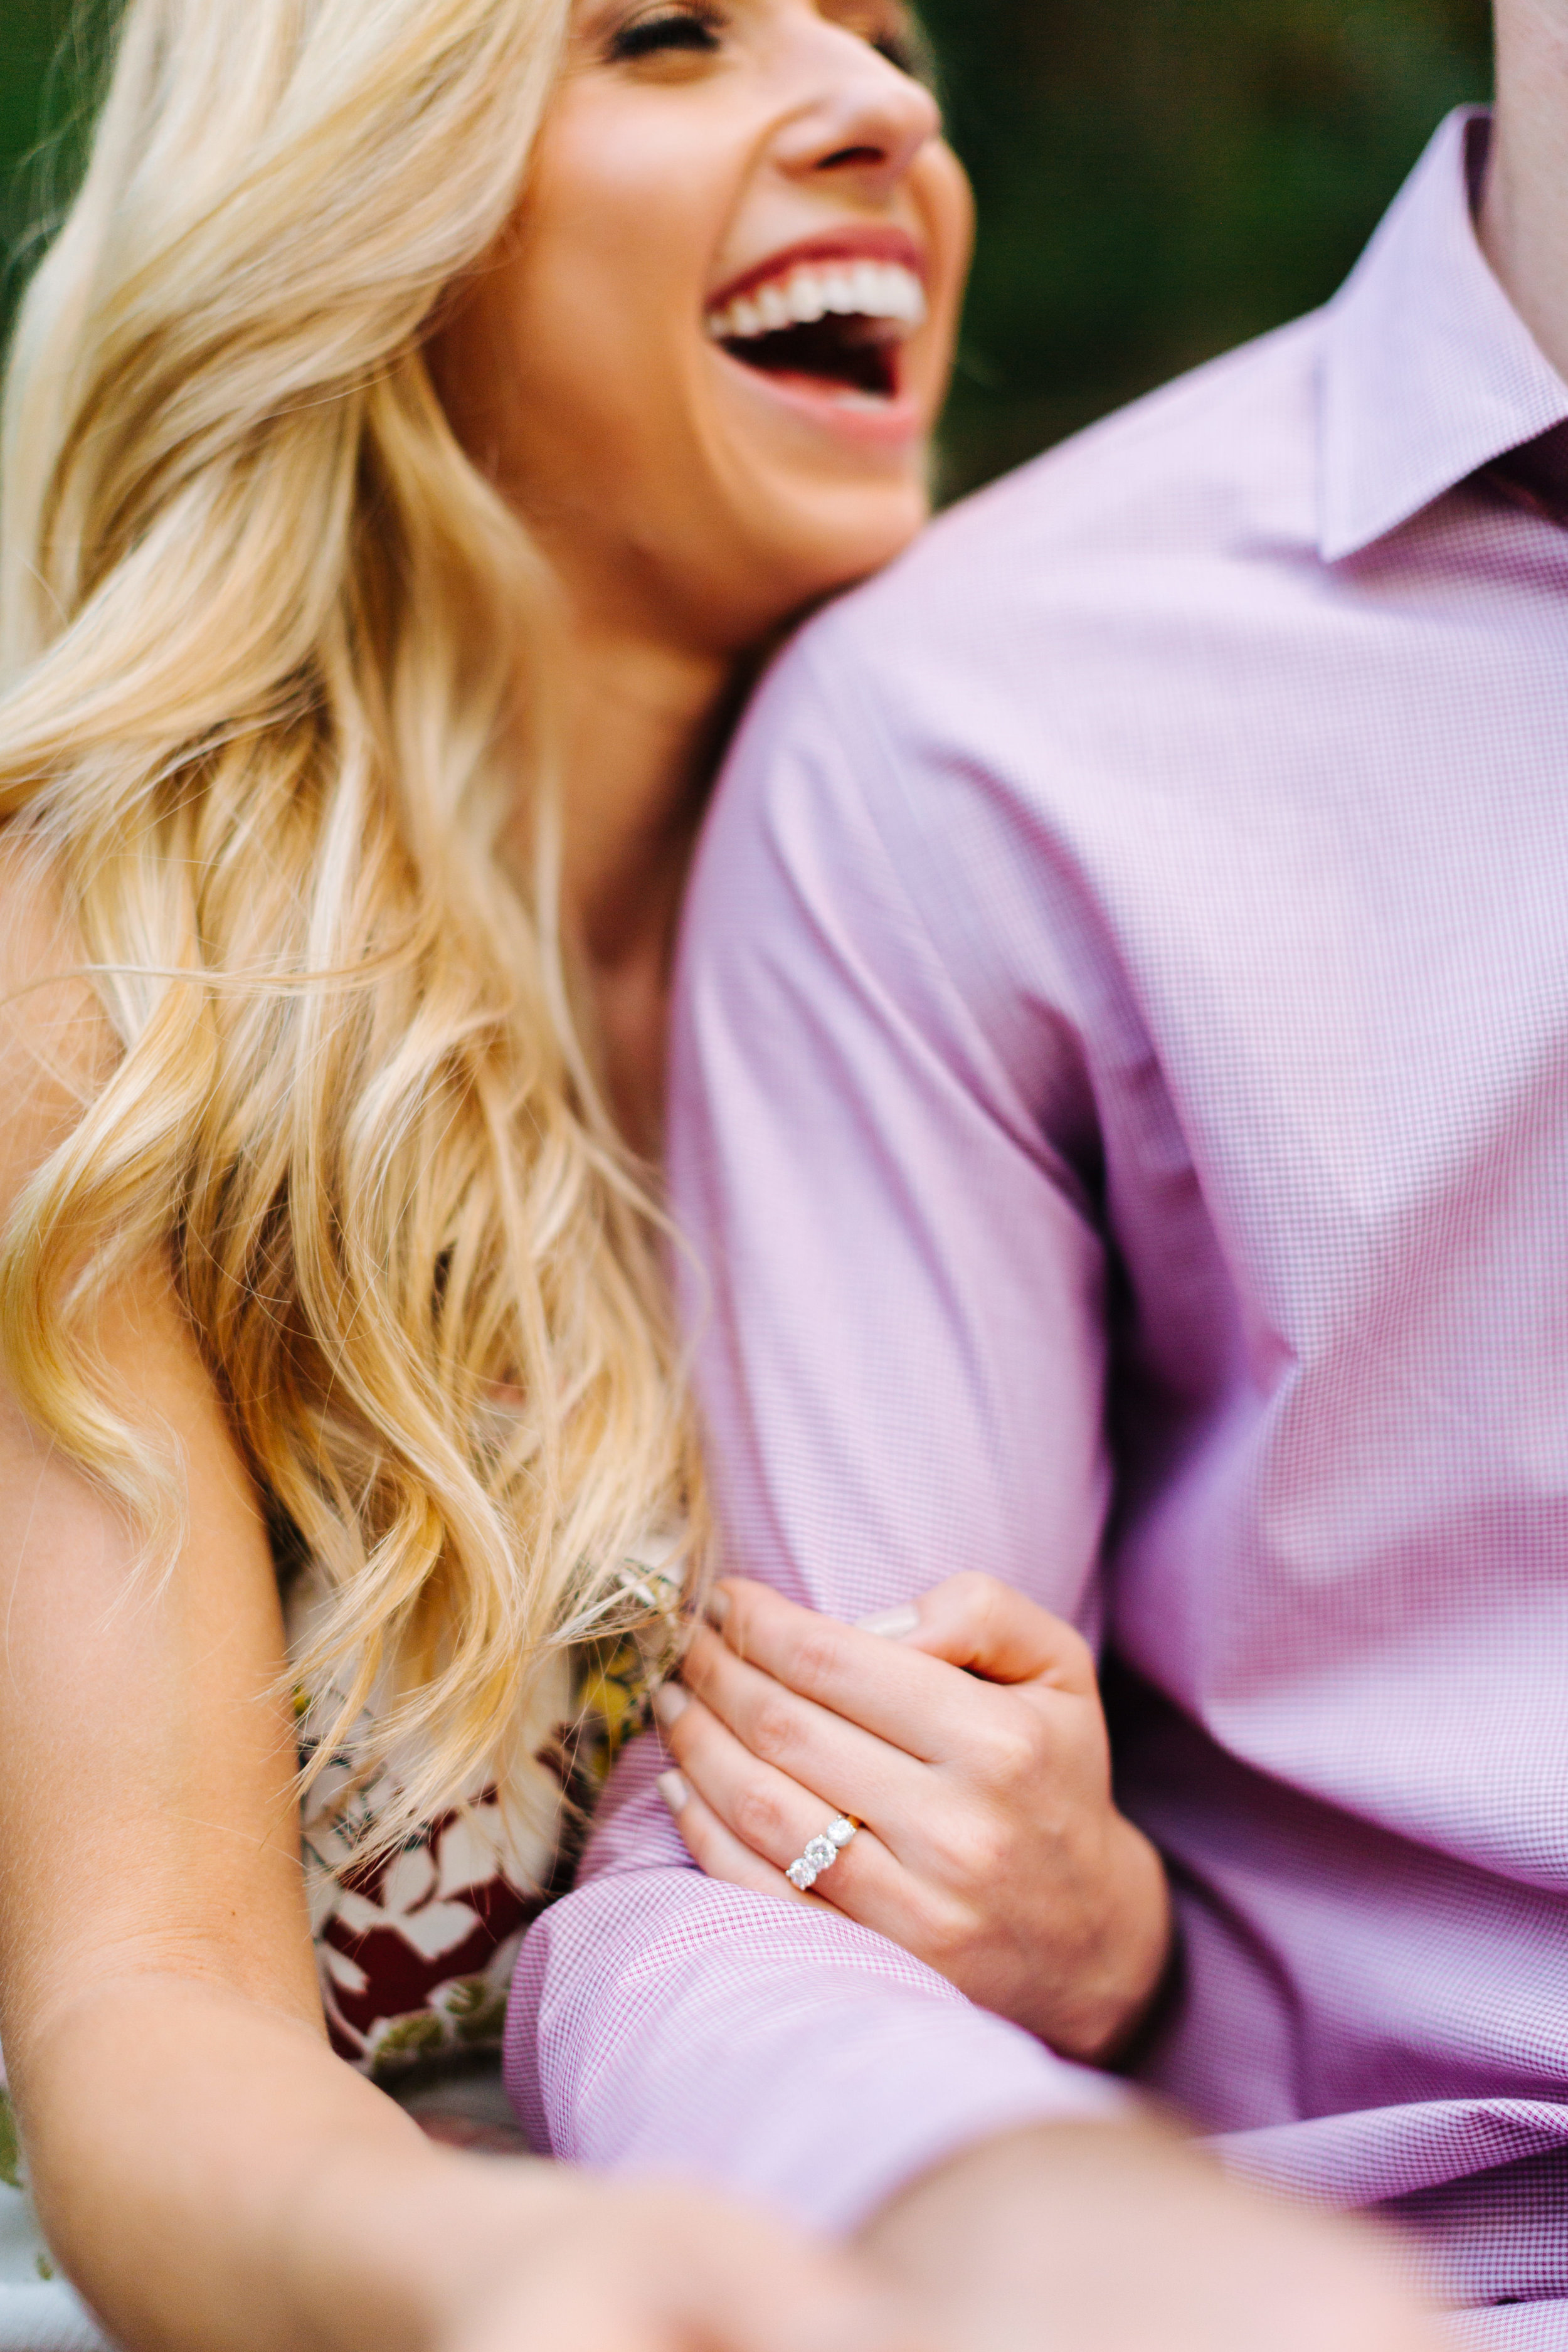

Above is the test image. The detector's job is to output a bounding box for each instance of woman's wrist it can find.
[294,2131,573,2352]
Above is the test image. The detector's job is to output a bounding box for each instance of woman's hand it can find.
[440,2161,939,2352]
[654,1573,1172,2063]
[858,2122,1439,2352]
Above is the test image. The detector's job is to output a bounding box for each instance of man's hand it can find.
[861,2123,1438,2352]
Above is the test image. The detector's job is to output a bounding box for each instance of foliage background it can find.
[3,0,1494,497]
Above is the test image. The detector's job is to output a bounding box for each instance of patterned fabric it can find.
[507,106,1568,2334]
[299,1591,672,2082]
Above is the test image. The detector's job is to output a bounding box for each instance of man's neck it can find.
[1480,0,1568,386]
[554,623,740,1157]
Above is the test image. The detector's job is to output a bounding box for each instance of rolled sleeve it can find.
[506,1739,1126,2232]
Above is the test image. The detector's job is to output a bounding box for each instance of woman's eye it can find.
[831,8,935,87]
[873,29,919,74]
[608,8,723,61]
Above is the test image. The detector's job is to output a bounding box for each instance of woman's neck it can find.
[1482,1,1568,387]
[558,622,742,1158]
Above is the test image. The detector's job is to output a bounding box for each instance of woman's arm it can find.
[0,909,928,2352]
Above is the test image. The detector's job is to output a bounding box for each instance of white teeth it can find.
[851,261,882,313]
[704,257,928,344]
[756,281,791,332]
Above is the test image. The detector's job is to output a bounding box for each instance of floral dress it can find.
[293,1572,677,2087]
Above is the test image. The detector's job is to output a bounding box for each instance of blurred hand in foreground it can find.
[861,2122,1439,2352]
[442,2167,942,2352]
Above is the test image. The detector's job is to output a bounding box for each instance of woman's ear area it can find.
[423,207,536,479]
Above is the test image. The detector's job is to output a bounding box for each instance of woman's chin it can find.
[703,350,942,615]
[709,461,932,644]
[775,484,932,612]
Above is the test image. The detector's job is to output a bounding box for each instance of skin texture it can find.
[657,1574,1174,2063]
[1480,0,1568,384]
[859,2125,1437,2352]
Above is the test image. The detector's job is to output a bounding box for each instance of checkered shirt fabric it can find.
[506,110,1568,2334]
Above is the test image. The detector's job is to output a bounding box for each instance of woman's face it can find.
[433,0,973,655]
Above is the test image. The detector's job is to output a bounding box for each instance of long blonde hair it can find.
[0,0,697,1853]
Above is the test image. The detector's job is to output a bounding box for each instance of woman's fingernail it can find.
[856,1604,920,1640]
[657,1770,690,1816]
[705,1588,731,1629]
[652,1682,690,1729]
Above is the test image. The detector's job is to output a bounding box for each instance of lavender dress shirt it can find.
[507,112,1568,2339]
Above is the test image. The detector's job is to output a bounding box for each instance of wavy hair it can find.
[0,0,697,1857]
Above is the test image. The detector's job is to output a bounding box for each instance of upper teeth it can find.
[706,260,928,343]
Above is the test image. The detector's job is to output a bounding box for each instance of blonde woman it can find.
[0,0,970,2345]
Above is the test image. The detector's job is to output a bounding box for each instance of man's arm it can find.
[505,621,1132,2225]
[506,620,1434,2348]
[666,637,1113,1643]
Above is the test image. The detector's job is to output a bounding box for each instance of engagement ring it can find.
[785,1814,858,1892]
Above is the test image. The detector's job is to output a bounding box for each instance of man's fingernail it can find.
[856,1603,921,1640]
[704,1588,731,1629]
[652,1682,690,1729]
[657,1770,690,1816]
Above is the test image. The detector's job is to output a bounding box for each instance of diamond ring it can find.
[785,1814,859,1892]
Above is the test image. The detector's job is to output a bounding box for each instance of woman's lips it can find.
[702,228,930,440]
[708,341,926,447]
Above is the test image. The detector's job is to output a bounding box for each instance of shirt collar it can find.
[1318,109,1568,562]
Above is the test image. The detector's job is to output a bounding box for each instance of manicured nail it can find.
[856,1603,920,1640]
[657,1769,690,1816]
[652,1682,690,1729]
[704,1588,731,1629]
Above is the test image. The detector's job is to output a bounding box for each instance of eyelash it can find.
[608,8,723,61]
[872,28,921,76]
[607,6,925,77]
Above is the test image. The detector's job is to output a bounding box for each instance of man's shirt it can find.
[506,112,1568,2331]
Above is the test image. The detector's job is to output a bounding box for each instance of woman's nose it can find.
[770,26,943,198]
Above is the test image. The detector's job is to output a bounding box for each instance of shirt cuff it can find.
[506,1746,1131,2235]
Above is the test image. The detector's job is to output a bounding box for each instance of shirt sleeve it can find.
[504,621,1129,2233]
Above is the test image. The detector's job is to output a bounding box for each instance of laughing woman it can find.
[0,0,970,2346]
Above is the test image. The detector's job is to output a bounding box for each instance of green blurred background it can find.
[3,0,1493,497]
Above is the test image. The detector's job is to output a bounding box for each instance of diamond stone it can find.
[803,1835,839,1875]
[827,1817,857,1848]
[786,1858,817,1891]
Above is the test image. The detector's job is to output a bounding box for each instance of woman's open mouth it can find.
[704,250,928,413]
